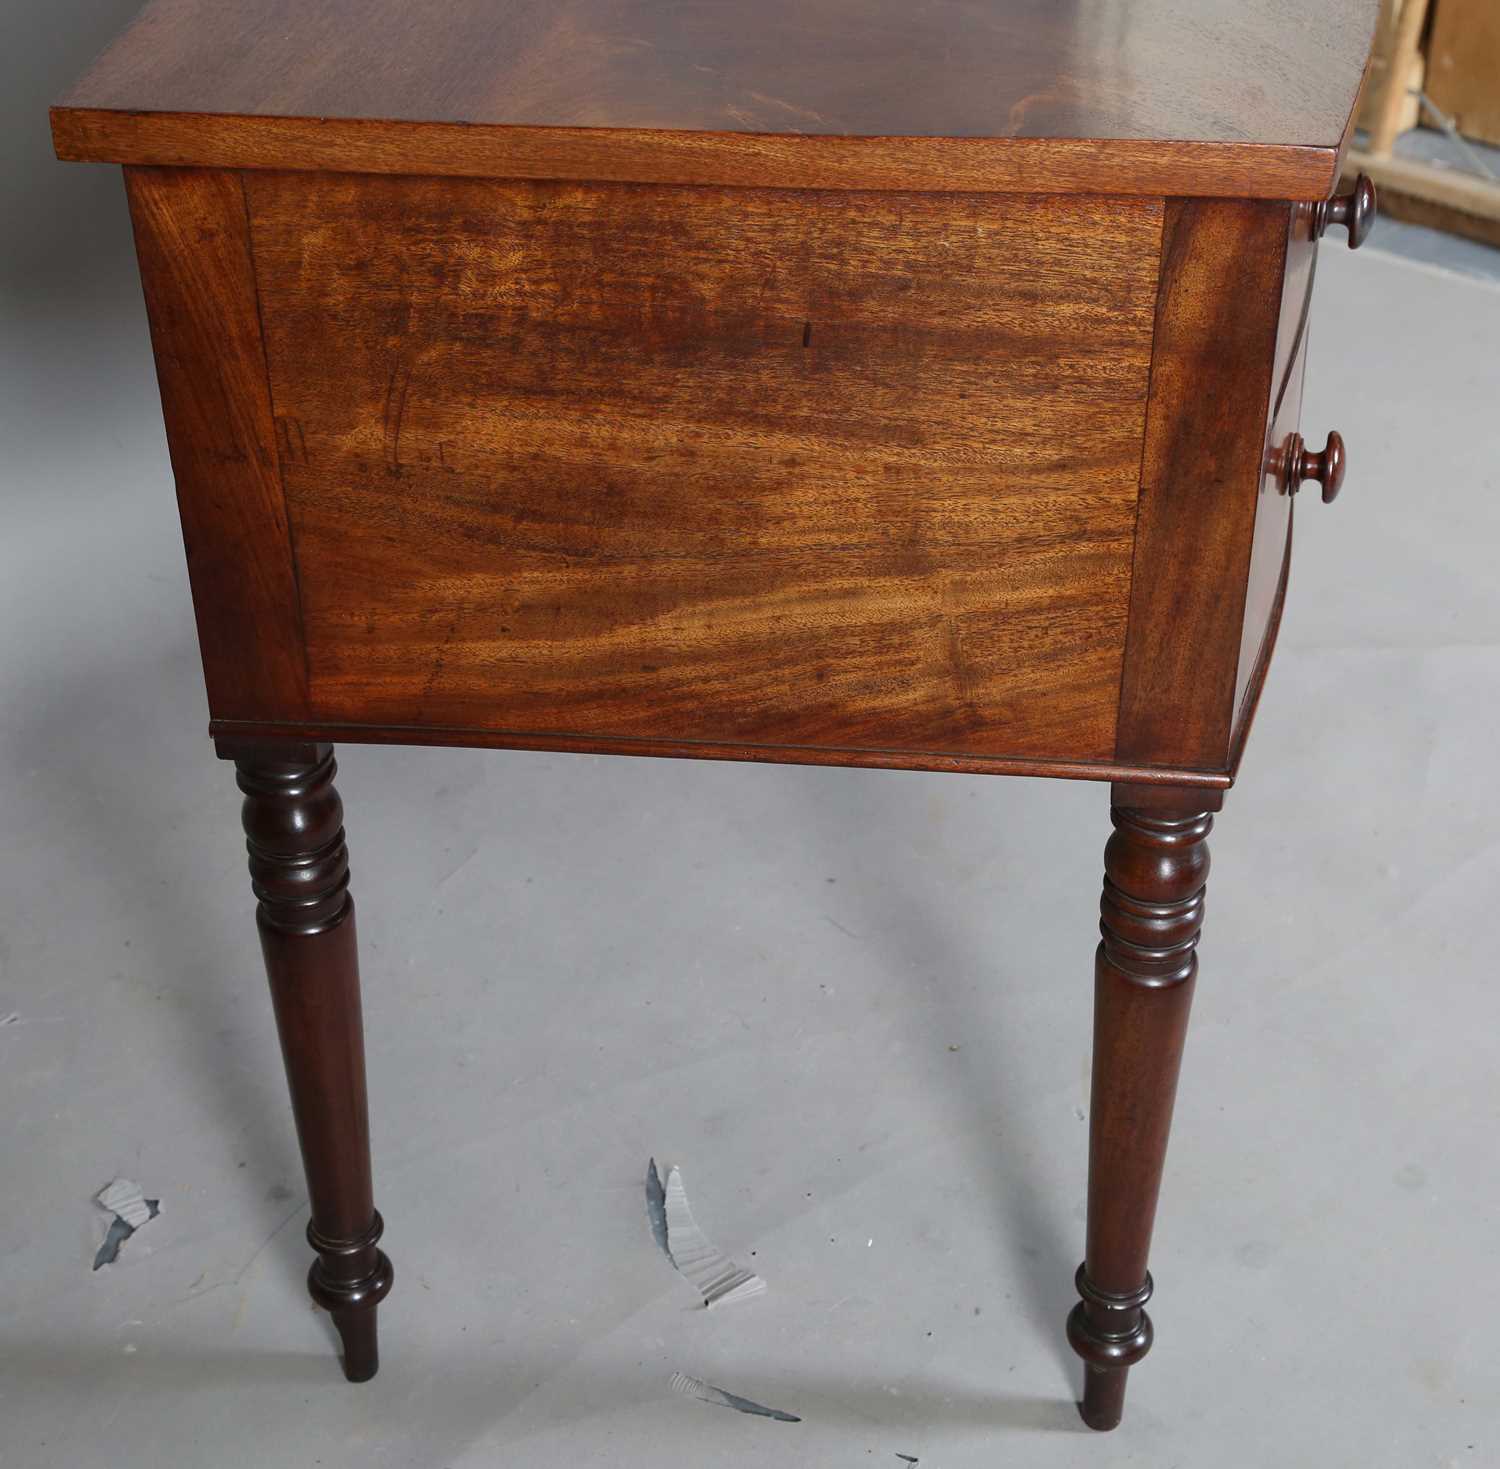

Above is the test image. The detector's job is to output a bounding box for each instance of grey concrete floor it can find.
[2,229,1499,1468]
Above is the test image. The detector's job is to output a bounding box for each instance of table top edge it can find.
[51,107,1347,199]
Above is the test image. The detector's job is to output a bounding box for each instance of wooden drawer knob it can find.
[1290,430,1346,503]
[1315,174,1376,248]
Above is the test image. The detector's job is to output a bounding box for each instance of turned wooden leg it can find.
[233,741,393,1382]
[1067,798,1212,1430]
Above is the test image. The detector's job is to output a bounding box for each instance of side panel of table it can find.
[124,165,1306,787]
[245,173,1161,765]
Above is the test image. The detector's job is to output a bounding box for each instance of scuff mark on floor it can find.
[92,1178,160,1270]
[669,1372,800,1423]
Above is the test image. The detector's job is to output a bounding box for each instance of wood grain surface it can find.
[208,720,1235,789]
[125,166,308,721]
[1231,203,1320,753]
[55,115,1353,201]
[1113,198,1289,772]
[1069,800,1212,1429]
[234,743,392,1383]
[246,173,1160,763]
[54,0,1381,197]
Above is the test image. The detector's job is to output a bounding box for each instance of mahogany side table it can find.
[53,0,1380,1431]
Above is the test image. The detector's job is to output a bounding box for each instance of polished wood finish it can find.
[234,741,392,1382]
[1114,199,1289,772]
[211,721,1235,790]
[121,162,1345,788]
[1230,199,1319,752]
[125,166,306,720]
[1315,173,1378,247]
[1226,511,1295,777]
[1227,172,1369,763]
[1067,801,1211,1430]
[1289,431,1348,503]
[53,0,1379,198]
[57,0,1379,1424]
[247,172,1156,763]
[1270,209,1323,411]
[51,114,1358,202]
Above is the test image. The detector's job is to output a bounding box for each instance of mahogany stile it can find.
[125,166,308,721]
[1113,199,1290,772]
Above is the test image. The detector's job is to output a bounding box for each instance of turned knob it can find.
[1315,174,1376,248]
[1287,430,1346,503]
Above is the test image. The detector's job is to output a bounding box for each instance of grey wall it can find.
[2,0,145,306]
[2,1,168,535]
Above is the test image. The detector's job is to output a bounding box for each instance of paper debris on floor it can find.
[646,1158,765,1307]
[646,1156,671,1256]
[92,1178,160,1270]
[669,1372,800,1423]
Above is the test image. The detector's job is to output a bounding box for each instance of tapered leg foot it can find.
[1078,1362,1129,1432]
[1067,799,1212,1429]
[232,741,393,1382]
[308,1213,395,1382]
[332,1308,380,1384]
[1066,1270,1153,1430]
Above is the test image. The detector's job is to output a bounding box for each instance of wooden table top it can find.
[54,0,1380,197]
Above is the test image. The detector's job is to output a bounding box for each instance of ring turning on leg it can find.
[233,742,393,1383]
[1069,802,1211,1429]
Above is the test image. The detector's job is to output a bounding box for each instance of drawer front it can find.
[246,174,1159,763]
[1231,202,1319,740]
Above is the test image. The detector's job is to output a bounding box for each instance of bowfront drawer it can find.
[241,172,1160,764]
[1231,200,1318,749]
